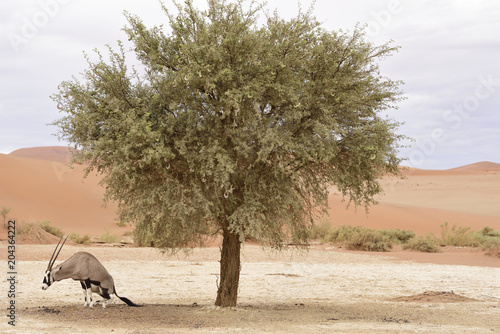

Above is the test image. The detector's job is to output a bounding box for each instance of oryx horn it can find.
[47,235,68,271]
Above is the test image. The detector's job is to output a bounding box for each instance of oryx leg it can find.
[100,287,113,308]
[82,279,94,308]
[80,281,88,307]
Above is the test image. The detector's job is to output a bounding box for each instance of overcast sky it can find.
[1,0,499,169]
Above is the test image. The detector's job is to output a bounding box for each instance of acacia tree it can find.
[52,0,405,307]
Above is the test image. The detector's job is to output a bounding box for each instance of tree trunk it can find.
[215,228,241,307]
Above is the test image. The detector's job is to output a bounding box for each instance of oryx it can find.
[42,236,140,308]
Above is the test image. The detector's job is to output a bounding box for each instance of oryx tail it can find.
[115,289,140,307]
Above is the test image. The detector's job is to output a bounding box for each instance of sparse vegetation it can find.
[477,226,500,257]
[480,226,500,238]
[17,223,37,235]
[100,229,119,243]
[440,222,478,247]
[40,220,64,237]
[69,233,92,245]
[116,220,127,227]
[402,235,440,253]
[310,223,394,252]
[133,226,156,247]
[480,238,500,257]
[308,217,331,241]
[380,229,416,244]
[439,223,500,256]
[345,228,393,252]
[17,223,47,243]
[310,219,500,256]
[1,206,11,228]
[322,225,365,245]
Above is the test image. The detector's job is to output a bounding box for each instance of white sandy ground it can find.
[1,245,499,333]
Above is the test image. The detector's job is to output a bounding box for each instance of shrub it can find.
[306,220,499,255]
[69,233,92,245]
[480,226,500,238]
[380,229,416,244]
[477,227,500,257]
[18,223,37,235]
[40,220,64,238]
[309,224,393,252]
[100,229,119,243]
[134,226,156,247]
[17,223,48,243]
[403,235,440,253]
[323,225,364,244]
[481,237,500,250]
[1,206,11,228]
[345,228,393,252]
[309,217,332,241]
[440,222,479,247]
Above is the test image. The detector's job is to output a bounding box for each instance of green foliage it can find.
[322,225,365,244]
[440,222,479,247]
[437,224,500,257]
[310,221,499,256]
[116,220,128,227]
[17,223,36,235]
[345,228,393,252]
[52,0,405,252]
[477,226,500,257]
[51,0,406,306]
[310,223,393,252]
[40,220,64,238]
[100,229,119,243]
[133,223,156,247]
[403,235,440,253]
[480,226,500,238]
[481,240,500,257]
[308,216,332,241]
[69,233,92,244]
[380,229,415,244]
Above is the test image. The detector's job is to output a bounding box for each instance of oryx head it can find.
[42,235,68,290]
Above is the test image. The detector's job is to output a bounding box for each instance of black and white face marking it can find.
[42,270,52,290]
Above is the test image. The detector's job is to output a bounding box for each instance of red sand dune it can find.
[326,161,500,235]
[399,161,500,176]
[0,148,122,238]
[1,146,499,245]
[9,146,77,165]
[449,161,500,172]
[326,195,500,236]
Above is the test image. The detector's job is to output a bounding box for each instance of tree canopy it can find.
[52,0,405,306]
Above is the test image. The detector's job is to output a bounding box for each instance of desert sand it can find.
[2,146,499,239]
[1,147,122,237]
[0,146,499,333]
[1,244,500,333]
